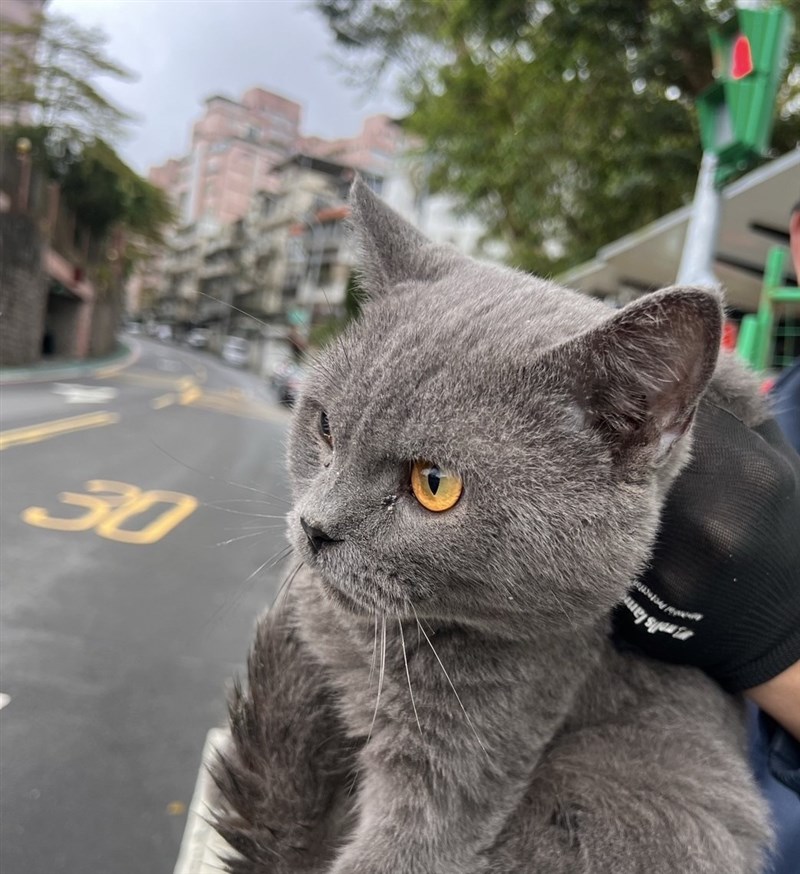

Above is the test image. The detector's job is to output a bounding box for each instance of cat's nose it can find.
[300,517,339,553]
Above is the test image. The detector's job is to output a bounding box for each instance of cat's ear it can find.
[555,287,722,464]
[348,176,459,296]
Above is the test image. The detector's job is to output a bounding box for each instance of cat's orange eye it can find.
[410,461,462,512]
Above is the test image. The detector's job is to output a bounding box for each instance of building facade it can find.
[149,87,302,227]
[298,114,404,178]
[141,103,499,344]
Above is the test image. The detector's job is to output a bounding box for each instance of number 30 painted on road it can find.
[22,480,198,545]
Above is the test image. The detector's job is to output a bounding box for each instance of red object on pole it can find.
[731,34,754,80]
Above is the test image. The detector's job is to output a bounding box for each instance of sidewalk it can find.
[0,339,139,385]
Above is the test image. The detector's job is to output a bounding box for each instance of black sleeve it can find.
[612,400,800,693]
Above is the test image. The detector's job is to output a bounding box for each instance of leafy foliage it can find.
[1,10,173,246]
[0,11,134,147]
[58,138,174,243]
[317,0,800,273]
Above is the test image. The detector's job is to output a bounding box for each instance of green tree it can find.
[58,138,174,244]
[316,0,800,274]
[1,8,173,248]
[0,10,134,146]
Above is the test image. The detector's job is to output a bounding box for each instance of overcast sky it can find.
[49,0,405,173]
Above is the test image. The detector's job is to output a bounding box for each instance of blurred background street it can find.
[0,0,797,872]
[1,339,291,873]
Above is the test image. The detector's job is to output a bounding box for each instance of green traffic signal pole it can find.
[677,2,793,289]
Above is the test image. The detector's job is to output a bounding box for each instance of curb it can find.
[0,339,140,385]
[173,727,230,874]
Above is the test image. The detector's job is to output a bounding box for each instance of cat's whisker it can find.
[202,545,293,628]
[150,438,289,503]
[365,615,387,749]
[224,522,286,531]
[241,546,293,587]
[211,529,280,548]
[271,559,305,612]
[196,289,271,331]
[398,618,423,739]
[201,503,288,520]
[205,499,288,512]
[413,608,489,758]
[368,613,379,687]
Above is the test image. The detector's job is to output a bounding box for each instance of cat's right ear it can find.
[551,287,722,466]
[348,176,460,297]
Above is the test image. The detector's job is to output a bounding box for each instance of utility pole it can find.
[676,152,722,286]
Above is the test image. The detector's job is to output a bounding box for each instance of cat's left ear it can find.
[554,287,722,464]
[348,176,463,297]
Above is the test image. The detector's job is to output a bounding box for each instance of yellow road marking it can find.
[179,382,202,405]
[0,412,120,451]
[22,480,198,544]
[151,393,177,410]
[95,489,198,544]
[94,366,124,379]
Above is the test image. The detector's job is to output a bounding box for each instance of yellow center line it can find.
[0,412,121,451]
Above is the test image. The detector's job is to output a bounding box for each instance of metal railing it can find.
[737,245,799,371]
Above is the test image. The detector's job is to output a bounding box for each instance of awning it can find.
[561,149,800,312]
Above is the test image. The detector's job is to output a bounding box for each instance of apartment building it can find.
[297,114,404,178]
[148,87,302,226]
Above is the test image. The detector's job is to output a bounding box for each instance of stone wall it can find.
[0,213,47,366]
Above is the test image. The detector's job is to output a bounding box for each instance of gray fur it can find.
[214,178,771,873]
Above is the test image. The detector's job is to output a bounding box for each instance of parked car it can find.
[186,328,210,349]
[124,321,142,335]
[275,363,306,405]
[221,336,251,368]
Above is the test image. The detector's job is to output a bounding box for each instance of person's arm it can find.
[745,659,800,742]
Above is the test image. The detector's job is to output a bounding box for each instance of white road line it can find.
[52,384,119,404]
[0,693,11,711]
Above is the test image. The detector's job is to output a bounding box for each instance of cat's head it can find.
[286,179,721,633]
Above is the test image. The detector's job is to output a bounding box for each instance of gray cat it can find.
[213,179,771,874]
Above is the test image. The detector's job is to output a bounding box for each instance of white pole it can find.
[676,150,722,288]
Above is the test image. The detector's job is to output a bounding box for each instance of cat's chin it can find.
[317,573,374,616]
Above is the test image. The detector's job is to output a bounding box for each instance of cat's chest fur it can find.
[288,564,746,772]
[291,566,620,743]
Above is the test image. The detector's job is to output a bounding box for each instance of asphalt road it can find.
[0,337,294,874]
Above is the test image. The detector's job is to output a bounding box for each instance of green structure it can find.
[696,4,794,184]
[686,2,796,373]
[737,246,800,371]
